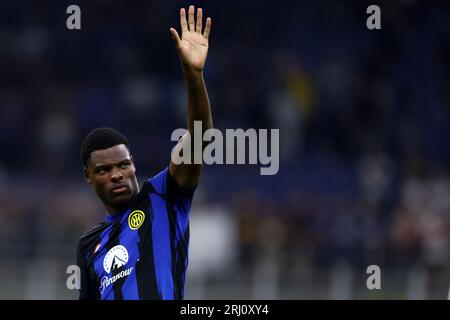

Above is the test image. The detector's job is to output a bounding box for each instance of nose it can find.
[111,167,123,182]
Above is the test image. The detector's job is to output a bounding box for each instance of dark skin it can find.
[85,6,213,215]
[168,5,213,188]
[84,144,139,214]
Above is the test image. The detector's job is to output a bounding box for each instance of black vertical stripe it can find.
[136,183,161,299]
[166,199,179,299]
[89,260,101,300]
[182,225,190,266]
[176,223,190,299]
[80,245,98,299]
[166,190,190,300]
[81,222,111,300]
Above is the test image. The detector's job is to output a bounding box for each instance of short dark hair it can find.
[80,127,131,167]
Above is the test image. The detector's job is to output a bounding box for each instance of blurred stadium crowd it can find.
[0,1,449,299]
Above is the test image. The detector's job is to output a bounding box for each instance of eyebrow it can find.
[93,159,131,169]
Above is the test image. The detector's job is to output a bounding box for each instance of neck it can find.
[106,205,127,216]
[105,186,140,215]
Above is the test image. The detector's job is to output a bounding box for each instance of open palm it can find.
[170,6,211,72]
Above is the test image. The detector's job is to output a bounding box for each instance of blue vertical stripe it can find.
[119,211,140,300]
[150,193,174,299]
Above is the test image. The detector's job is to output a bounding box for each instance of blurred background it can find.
[0,0,449,299]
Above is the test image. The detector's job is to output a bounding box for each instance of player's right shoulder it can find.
[77,222,109,250]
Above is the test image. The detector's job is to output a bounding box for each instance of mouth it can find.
[111,184,129,194]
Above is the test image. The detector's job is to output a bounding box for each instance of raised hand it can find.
[170,5,211,72]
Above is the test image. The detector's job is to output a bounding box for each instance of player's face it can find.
[84,144,139,214]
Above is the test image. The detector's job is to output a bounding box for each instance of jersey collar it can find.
[105,209,129,223]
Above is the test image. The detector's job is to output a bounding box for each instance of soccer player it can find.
[76,5,212,300]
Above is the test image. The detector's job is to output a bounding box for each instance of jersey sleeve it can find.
[148,167,196,215]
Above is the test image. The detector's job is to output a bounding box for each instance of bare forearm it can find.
[183,68,212,134]
[168,5,212,189]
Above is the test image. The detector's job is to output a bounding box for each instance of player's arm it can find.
[168,5,213,190]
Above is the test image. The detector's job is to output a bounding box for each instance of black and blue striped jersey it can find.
[76,167,194,300]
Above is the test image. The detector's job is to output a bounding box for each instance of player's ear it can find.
[84,166,92,184]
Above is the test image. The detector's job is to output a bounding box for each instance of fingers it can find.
[196,8,203,33]
[180,8,188,33]
[203,17,211,40]
[188,5,195,31]
[179,5,211,36]
[169,28,181,50]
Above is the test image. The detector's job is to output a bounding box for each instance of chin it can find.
[111,193,133,207]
